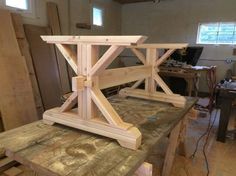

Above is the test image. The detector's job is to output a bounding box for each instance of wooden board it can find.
[0,9,21,56]
[0,55,38,130]
[0,9,38,130]
[0,157,17,173]
[3,167,22,176]
[129,43,188,49]
[0,113,4,132]
[0,96,197,176]
[114,0,154,4]
[99,66,152,89]
[41,35,148,45]
[24,24,62,110]
[11,13,44,117]
[47,2,71,94]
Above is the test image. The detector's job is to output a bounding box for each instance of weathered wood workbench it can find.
[0,95,196,176]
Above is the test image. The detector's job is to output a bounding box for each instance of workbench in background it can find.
[159,66,215,97]
[0,95,196,176]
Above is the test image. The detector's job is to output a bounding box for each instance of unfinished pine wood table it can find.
[0,95,196,176]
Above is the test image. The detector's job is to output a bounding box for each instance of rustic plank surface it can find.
[0,96,196,176]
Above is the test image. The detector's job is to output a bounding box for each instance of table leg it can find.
[194,74,199,97]
[217,99,232,142]
[185,78,194,97]
[188,79,193,97]
[162,122,181,176]
[178,115,188,157]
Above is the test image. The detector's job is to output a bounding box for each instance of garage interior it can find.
[0,0,235,176]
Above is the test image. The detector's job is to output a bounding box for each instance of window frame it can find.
[0,0,35,18]
[92,6,104,27]
[196,22,236,45]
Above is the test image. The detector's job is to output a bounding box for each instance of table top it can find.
[0,95,196,176]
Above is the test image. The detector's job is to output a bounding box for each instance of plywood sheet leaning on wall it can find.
[0,55,38,130]
[0,9,21,56]
[0,9,38,130]
[47,2,71,94]
[11,13,44,117]
[24,24,62,110]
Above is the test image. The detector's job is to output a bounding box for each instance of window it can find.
[5,0,28,10]
[197,22,236,45]
[93,7,103,26]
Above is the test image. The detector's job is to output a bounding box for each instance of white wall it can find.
[121,0,236,92]
[70,0,121,35]
[1,0,121,35]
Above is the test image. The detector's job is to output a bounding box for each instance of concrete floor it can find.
[148,108,236,176]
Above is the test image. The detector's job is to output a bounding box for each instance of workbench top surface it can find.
[0,95,196,176]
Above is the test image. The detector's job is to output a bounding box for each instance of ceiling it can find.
[114,0,156,4]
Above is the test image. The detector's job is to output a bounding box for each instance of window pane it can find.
[93,8,103,26]
[219,23,234,32]
[218,32,234,44]
[198,23,219,44]
[6,0,28,10]
[197,22,236,44]
[234,34,236,44]
[218,23,234,44]
[234,25,236,44]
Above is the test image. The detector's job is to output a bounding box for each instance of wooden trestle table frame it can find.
[41,35,188,150]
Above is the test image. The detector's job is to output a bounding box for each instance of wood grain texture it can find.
[0,9,21,56]
[24,24,62,110]
[162,122,181,176]
[0,9,38,130]
[0,96,196,176]
[114,0,155,4]
[99,66,152,89]
[119,88,186,107]
[47,2,71,94]
[41,36,147,45]
[0,55,38,130]
[0,157,17,173]
[11,13,44,117]
[3,166,23,176]
[128,43,188,49]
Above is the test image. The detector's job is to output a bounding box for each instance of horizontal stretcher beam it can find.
[41,35,147,46]
[99,65,152,89]
[128,43,188,49]
[119,88,186,108]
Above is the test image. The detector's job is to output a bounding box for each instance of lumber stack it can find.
[0,2,70,130]
[0,9,38,130]
[11,13,44,116]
